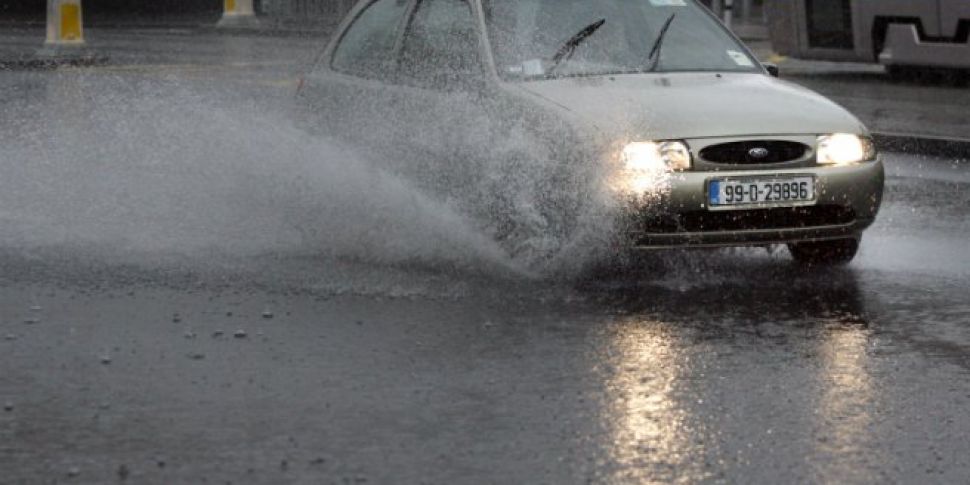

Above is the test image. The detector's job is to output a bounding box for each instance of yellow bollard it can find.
[218,0,260,28]
[46,0,85,46]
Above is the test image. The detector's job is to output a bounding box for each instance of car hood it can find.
[512,72,866,140]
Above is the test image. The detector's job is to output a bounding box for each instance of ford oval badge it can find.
[748,147,770,159]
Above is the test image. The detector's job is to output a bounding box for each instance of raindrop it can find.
[30,305,42,312]
[4,334,16,341]
[262,310,274,319]
[189,353,206,360]
[3,401,12,412]
[24,317,40,324]
[100,354,112,365]
[184,330,197,339]
[234,330,248,339]
[67,466,80,477]
[117,464,130,480]
[212,330,225,338]
[172,313,182,323]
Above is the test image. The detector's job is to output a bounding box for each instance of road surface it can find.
[1,36,969,484]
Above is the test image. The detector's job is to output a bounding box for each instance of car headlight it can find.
[617,141,690,195]
[817,134,877,166]
[622,141,692,173]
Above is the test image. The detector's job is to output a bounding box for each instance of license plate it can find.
[708,176,816,209]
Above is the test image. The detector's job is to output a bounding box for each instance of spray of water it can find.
[0,72,628,281]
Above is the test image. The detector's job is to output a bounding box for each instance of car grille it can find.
[640,205,856,234]
[699,140,809,164]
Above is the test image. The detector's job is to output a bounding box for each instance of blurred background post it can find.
[218,0,261,28]
[45,0,85,47]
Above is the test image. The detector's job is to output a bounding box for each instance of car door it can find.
[388,0,499,205]
[300,0,413,162]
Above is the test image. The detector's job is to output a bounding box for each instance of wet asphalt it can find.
[2,34,970,485]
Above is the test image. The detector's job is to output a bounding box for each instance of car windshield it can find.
[483,0,761,80]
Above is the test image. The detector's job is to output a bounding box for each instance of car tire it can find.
[787,238,859,266]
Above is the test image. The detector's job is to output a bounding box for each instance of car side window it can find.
[398,0,483,90]
[331,0,410,79]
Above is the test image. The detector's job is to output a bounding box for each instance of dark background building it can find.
[0,0,759,31]
[0,0,222,23]
[0,0,356,25]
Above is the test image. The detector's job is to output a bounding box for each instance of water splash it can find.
[0,72,627,281]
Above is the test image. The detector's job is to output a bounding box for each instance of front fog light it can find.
[817,134,876,165]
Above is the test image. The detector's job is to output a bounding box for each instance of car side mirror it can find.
[764,63,780,78]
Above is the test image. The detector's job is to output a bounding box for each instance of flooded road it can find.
[2,51,970,484]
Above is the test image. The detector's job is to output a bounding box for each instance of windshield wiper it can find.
[547,18,606,76]
[645,13,676,72]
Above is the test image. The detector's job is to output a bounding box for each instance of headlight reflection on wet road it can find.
[812,320,881,482]
[601,319,718,483]
[588,267,890,482]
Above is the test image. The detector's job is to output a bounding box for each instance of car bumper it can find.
[628,160,885,248]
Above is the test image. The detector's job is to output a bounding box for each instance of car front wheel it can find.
[787,238,859,266]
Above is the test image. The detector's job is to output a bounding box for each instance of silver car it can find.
[301,0,885,266]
